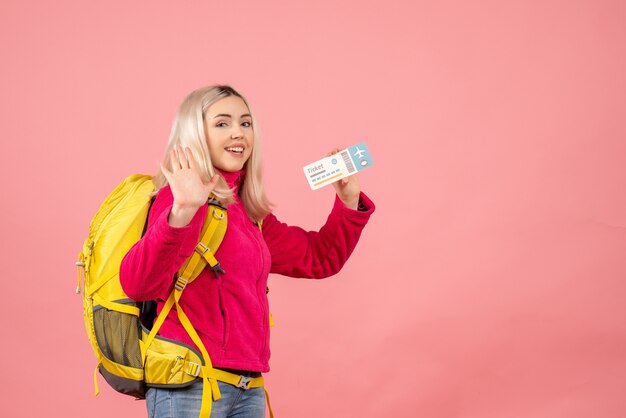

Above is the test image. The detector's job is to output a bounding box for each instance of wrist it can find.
[340,196,359,210]
[169,204,201,227]
[172,202,202,213]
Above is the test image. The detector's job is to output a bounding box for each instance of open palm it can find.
[160,145,219,210]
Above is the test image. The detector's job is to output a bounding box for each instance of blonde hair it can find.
[153,85,273,222]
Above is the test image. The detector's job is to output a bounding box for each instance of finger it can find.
[176,145,189,169]
[334,175,352,188]
[178,145,191,169]
[170,148,181,171]
[345,174,359,185]
[185,147,196,170]
[204,174,220,194]
[159,160,170,175]
[326,147,341,157]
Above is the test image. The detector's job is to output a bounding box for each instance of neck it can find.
[216,168,246,189]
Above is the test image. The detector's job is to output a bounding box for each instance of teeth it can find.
[226,147,244,153]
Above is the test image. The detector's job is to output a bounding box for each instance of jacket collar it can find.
[216,168,246,193]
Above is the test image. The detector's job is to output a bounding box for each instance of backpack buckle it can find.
[175,276,188,291]
[210,263,226,279]
[236,376,252,389]
[195,242,210,255]
[185,362,201,377]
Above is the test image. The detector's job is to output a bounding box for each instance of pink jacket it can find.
[120,169,375,372]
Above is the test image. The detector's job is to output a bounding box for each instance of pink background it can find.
[1,0,625,417]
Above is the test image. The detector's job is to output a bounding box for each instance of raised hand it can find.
[327,147,361,210]
[159,145,220,227]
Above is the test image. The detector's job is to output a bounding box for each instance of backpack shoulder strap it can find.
[175,198,228,289]
[141,197,229,413]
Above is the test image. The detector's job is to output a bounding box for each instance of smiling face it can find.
[204,95,254,172]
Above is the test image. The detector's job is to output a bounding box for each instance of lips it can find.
[224,143,246,158]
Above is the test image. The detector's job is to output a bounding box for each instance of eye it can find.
[242,121,252,128]
[216,121,228,127]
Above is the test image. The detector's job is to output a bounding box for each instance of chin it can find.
[216,162,245,172]
[213,154,250,172]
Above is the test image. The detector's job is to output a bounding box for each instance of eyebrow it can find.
[211,113,252,119]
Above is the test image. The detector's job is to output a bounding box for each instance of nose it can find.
[231,124,244,139]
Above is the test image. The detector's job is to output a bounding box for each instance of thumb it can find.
[205,173,220,190]
[159,161,170,181]
[209,174,220,185]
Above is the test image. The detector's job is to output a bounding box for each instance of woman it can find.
[120,85,375,418]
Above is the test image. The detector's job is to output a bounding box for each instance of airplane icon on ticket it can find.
[353,146,366,159]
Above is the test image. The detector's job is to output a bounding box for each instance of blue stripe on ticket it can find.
[347,142,373,172]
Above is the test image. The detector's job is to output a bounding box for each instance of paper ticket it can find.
[303,142,373,190]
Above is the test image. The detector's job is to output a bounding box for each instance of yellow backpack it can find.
[76,174,273,418]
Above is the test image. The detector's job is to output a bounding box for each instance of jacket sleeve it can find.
[119,185,208,301]
[262,191,375,278]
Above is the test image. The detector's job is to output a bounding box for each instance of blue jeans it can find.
[146,380,266,418]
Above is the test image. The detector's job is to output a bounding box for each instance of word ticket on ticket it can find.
[303,142,374,190]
